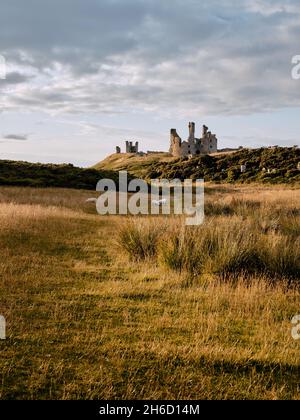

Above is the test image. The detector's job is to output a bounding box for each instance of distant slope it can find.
[95,147,300,184]
[93,152,175,178]
[145,147,300,184]
[1,147,299,190]
[0,160,119,190]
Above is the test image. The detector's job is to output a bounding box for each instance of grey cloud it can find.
[1,72,32,84]
[0,0,300,116]
[3,134,28,140]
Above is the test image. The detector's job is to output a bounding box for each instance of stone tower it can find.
[188,122,195,143]
[169,122,218,157]
[125,141,139,153]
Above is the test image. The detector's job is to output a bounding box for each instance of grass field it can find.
[0,185,299,400]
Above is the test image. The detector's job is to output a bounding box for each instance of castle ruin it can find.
[116,141,139,154]
[115,123,218,157]
[169,122,218,157]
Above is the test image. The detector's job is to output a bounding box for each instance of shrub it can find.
[145,146,300,184]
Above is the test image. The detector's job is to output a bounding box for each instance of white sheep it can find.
[151,198,168,206]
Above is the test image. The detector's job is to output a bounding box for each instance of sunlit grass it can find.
[0,185,299,400]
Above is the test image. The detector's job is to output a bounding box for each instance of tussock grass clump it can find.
[227,197,261,217]
[205,200,233,216]
[263,235,300,284]
[250,207,300,238]
[160,219,300,283]
[159,219,264,280]
[279,216,300,237]
[158,220,229,275]
[119,215,300,284]
[118,218,166,261]
[204,222,263,279]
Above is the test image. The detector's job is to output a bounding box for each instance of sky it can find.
[0,0,300,167]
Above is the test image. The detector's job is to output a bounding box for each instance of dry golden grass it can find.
[0,185,299,400]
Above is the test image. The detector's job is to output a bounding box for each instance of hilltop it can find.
[93,152,175,178]
[95,147,300,184]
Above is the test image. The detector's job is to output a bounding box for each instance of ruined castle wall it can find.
[210,135,218,153]
[171,141,183,157]
[181,141,198,157]
[170,123,218,157]
[170,129,183,157]
[201,137,210,154]
[200,133,218,154]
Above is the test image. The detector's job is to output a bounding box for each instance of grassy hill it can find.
[1,147,299,189]
[93,152,175,178]
[0,160,120,190]
[96,147,300,184]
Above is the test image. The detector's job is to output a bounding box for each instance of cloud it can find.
[2,72,32,85]
[0,0,300,117]
[3,134,28,141]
